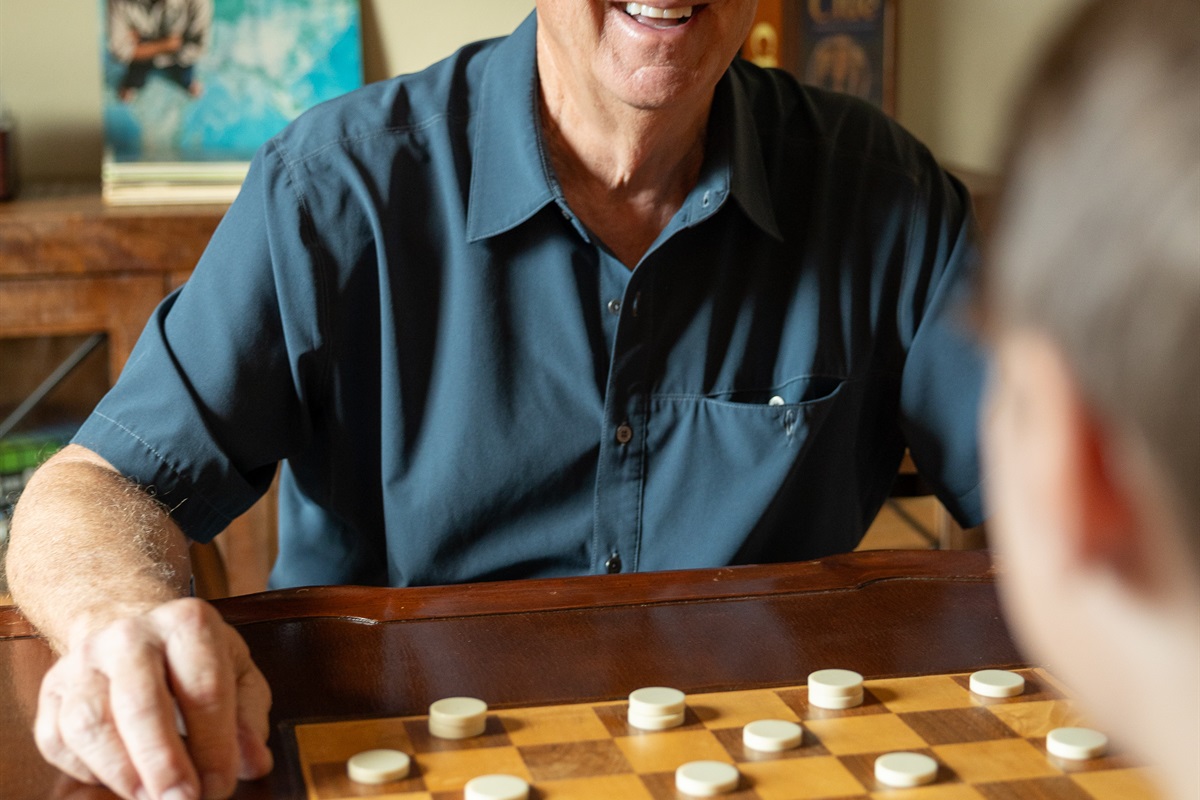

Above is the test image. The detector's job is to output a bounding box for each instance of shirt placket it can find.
[592,250,649,574]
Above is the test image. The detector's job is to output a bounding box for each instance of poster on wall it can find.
[744,0,896,117]
[99,0,362,204]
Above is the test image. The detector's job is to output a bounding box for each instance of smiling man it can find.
[9,2,985,798]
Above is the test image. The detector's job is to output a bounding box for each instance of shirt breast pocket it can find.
[638,376,847,571]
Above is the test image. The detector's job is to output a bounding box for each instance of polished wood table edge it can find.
[0,549,994,639]
[222,550,995,625]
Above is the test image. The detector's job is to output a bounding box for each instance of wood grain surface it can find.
[0,550,1030,799]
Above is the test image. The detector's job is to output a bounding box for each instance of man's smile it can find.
[622,2,696,29]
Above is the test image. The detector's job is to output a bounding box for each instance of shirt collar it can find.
[719,65,784,242]
[466,13,555,243]
[466,12,782,244]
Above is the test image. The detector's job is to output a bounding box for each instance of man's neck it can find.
[537,43,713,268]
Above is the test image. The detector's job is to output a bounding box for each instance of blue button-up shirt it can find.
[75,13,985,589]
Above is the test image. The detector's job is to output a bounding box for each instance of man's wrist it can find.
[60,598,174,653]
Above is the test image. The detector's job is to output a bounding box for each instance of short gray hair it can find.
[985,0,1200,545]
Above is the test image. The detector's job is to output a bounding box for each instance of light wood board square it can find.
[866,785,987,799]
[500,703,611,745]
[933,739,1061,784]
[415,746,530,792]
[614,728,731,773]
[690,688,802,728]
[869,675,973,713]
[738,755,866,800]
[804,714,927,755]
[1069,767,1163,799]
[294,717,415,764]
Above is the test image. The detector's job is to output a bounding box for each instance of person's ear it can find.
[1049,347,1142,578]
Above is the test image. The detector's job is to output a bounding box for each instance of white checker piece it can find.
[346,749,411,784]
[807,668,865,709]
[742,719,803,752]
[628,686,686,716]
[807,669,864,696]
[970,669,1026,698]
[675,760,740,796]
[1047,727,1109,760]
[464,773,530,800]
[627,710,685,730]
[429,696,488,739]
[875,751,939,788]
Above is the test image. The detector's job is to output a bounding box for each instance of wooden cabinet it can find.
[0,187,275,597]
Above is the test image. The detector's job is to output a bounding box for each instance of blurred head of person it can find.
[981,0,1199,796]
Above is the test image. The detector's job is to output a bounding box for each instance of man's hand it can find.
[34,598,273,800]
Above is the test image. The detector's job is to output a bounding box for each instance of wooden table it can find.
[0,550,1024,799]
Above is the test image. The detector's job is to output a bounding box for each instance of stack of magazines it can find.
[99,0,362,205]
[101,158,250,205]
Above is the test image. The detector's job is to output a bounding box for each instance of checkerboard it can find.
[288,668,1159,799]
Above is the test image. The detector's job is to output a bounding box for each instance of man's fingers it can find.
[32,598,269,799]
[160,600,240,799]
[34,674,99,786]
[54,659,148,800]
[101,619,201,800]
[233,652,274,780]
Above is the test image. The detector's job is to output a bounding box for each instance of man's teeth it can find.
[624,3,694,20]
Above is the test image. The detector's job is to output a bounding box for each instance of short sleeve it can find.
[897,167,987,527]
[72,142,320,542]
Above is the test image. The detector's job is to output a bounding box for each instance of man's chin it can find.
[610,66,713,110]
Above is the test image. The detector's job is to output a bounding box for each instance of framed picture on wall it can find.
[99,0,363,204]
[743,0,898,117]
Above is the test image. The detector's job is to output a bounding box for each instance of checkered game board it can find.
[288,668,1159,799]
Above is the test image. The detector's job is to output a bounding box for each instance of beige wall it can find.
[0,0,1086,183]
[897,0,1089,172]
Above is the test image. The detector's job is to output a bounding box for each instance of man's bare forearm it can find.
[6,444,192,652]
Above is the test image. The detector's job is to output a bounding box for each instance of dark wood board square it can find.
[402,715,511,753]
[309,759,426,798]
[899,706,1020,745]
[775,687,888,720]
[837,748,962,791]
[975,775,1095,800]
[517,739,634,781]
[950,669,1065,705]
[593,703,705,737]
[639,769,761,800]
[710,725,831,763]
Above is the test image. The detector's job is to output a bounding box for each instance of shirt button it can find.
[607,298,621,315]
[615,423,633,445]
[702,191,712,206]
[605,552,622,573]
